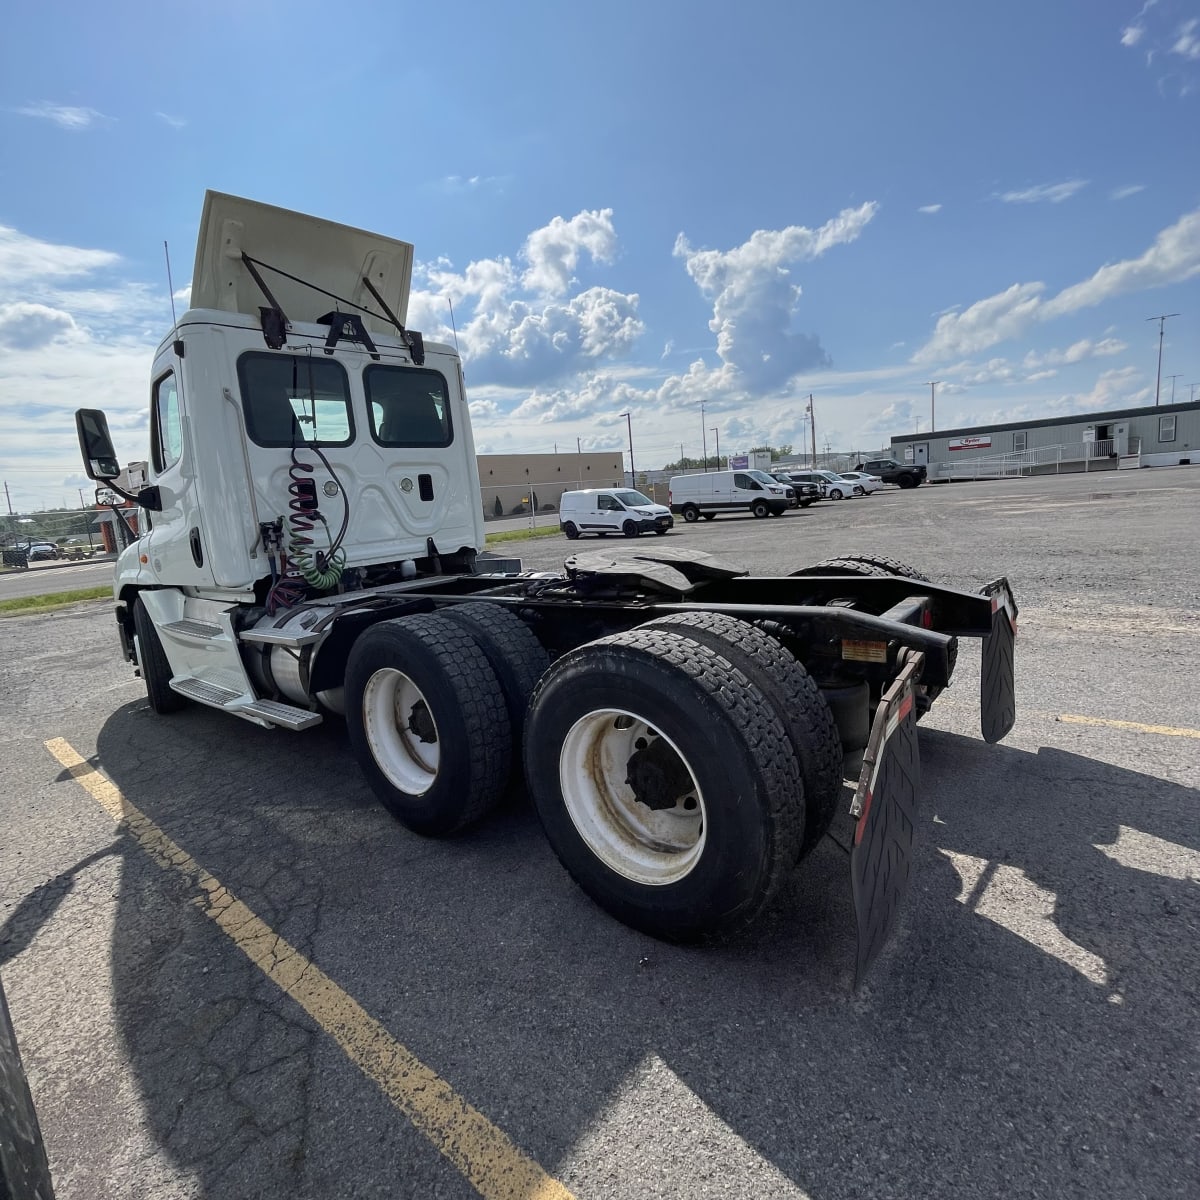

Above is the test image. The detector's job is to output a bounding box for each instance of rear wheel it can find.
[133,596,187,714]
[644,612,843,859]
[562,521,580,540]
[524,629,804,941]
[790,555,929,581]
[701,512,717,521]
[751,499,770,518]
[438,603,549,761]
[622,519,639,538]
[346,614,511,835]
[682,505,700,523]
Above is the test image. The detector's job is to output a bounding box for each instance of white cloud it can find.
[673,202,878,387]
[15,101,108,130]
[917,204,942,214]
[1121,25,1145,47]
[1111,184,1146,200]
[0,225,120,284]
[521,209,617,296]
[1025,369,1058,382]
[998,180,1088,204]
[1172,18,1200,60]
[915,207,1200,361]
[155,111,186,129]
[0,302,79,350]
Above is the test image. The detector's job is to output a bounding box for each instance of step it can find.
[239,627,324,648]
[237,699,323,730]
[162,618,226,641]
[172,676,242,705]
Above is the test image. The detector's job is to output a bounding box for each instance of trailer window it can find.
[237,353,354,447]
[151,371,183,471]
[365,365,453,448]
[1013,431,1027,452]
[1158,415,1177,443]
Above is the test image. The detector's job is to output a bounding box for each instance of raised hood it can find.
[191,191,413,333]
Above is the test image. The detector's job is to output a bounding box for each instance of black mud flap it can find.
[850,651,923,987]
[980,577,1018,745]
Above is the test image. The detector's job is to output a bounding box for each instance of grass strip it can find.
[484,526,563,543]
[0,586,112,617]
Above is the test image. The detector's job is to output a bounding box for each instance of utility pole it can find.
[1190,382,1199,404]
[680,443,685,472]
[4,480,12,516]
[619,412,635,487]
[711,427,720,470]
[1165,374,1182,405]
[701,402,709,471]
[808,395,817,468]
[576,436,583,490]
[925,381,940,432]
[1146,313,1179,406]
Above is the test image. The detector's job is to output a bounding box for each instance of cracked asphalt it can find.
[2,466,1198,1199]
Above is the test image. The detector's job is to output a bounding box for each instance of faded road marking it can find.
[45,737,574,1200]
[1057,714,1200,740]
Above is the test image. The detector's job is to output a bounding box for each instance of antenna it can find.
[447,297,460,352]
[164,241,181,332]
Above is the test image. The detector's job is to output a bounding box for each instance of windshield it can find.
[748,470,778,486]
[612,490,654,506]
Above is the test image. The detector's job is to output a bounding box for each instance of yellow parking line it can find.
[44,737,574,1200]
[1056,714,1200,740]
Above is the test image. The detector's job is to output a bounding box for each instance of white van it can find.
[668,470,791,522]
[558,488,674,539]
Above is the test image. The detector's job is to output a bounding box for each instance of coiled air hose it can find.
[287,452,345,589]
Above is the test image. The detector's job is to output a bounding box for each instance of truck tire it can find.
[643,612,843,859]
[133,596,188,714]
[622,519,639,538]
[701,512,717,521]
[0,979,55,1200]
[345,614,511,835]
[897,474,915,489]
[438,602,549,757]
[792,555,929,582]
[562,521,580,540]
[524,628,804,942]
[751,499,770,518]
[681,504,701,523]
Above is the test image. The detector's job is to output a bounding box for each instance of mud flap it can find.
[850,651,923,987]
[980,577,1017,745]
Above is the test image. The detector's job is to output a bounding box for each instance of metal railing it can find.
[932,439,1117,480]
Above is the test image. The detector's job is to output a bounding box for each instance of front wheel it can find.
[622,520,639,538]
[524,629,804,942]
[133,596,187,714]
[701,512,717,521]
[681,505,701,523]
[897,475,915,489]
[829,488,844,500]
[562,521,580,540]
[345,614,511,835]
[751,499,770,518]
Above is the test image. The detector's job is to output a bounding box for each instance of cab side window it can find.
[151,372,183,471]
[598,495,619,511]
[733,473,760,490]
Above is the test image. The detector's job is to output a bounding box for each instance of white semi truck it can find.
[76,193,1018,981]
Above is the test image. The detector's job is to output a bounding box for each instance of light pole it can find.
[1146,313,1179,406]
[925,381,940,432]
[700,402,709,471]
[711,427,720,469]
[1165,374,1182,405]
[618,412,635,488]
[1191,382,1200,404]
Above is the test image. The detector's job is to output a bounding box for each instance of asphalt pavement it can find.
[1,467,1198,1199]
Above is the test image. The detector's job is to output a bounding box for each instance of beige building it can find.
[478,452,626,519]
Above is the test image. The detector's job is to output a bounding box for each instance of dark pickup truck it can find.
[856,458,927,489]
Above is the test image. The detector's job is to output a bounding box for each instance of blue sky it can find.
[2,0,1199,508]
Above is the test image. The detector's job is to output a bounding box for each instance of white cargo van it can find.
[559,488,674,539]
[668,470,791,521]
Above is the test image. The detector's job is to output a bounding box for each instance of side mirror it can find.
[76,409,119,480]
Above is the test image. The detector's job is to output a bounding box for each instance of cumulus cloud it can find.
[15,101,108,130]
[673,202,877,387]
[918,204,942,214]
[997,180,1088,204]
[521,209,618,296]
[0,302,79,350]
[915,207,1200,362]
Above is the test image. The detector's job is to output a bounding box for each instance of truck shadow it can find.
[93,703,1200,1199]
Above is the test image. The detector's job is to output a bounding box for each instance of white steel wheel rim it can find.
[558,708,707,886]
[363,668,440,795]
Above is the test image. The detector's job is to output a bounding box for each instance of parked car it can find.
[769,473,821,507]
[855,458,927,488]
[27,542,59,561]
[836,471,882,495]
[558,488,673,539]
[776,470,832,499]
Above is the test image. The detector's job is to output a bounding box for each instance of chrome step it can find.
[172,677,241,705]
[162,618,225,640]
[239,699,322,730]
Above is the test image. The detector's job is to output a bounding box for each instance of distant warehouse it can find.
[890,400,1200,480]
